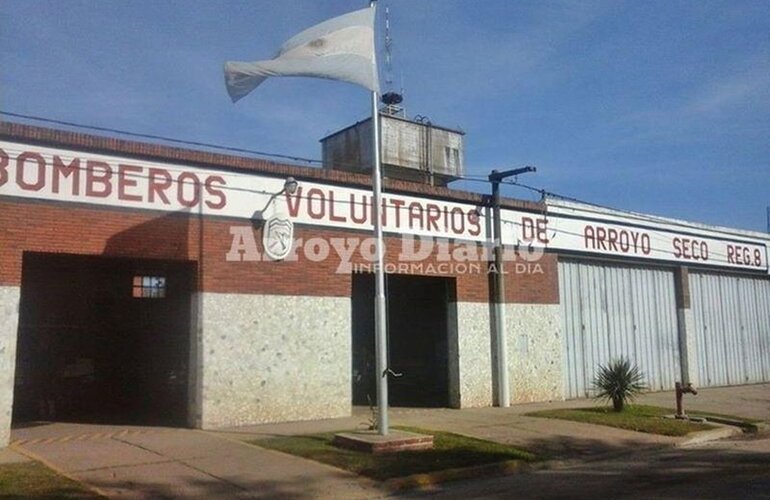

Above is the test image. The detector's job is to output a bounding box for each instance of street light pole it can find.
[488,166,536,407]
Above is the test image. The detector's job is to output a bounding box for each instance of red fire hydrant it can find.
[675,381,698,419]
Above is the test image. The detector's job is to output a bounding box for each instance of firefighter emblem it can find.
[262,215,294,261]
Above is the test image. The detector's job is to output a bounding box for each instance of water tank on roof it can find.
[320,108,465,187]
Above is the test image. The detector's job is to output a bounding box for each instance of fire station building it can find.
[0,121,768,446]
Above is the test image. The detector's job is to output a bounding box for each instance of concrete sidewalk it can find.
[636,383,770,422]
[218,383,770,460]
[7,383,769,498]
[217,405,679,462]
[11,424,383,498]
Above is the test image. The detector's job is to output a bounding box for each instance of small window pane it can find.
[133,275,167,299]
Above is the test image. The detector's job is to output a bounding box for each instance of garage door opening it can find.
[352,273,455,407]
[13,252,195,427]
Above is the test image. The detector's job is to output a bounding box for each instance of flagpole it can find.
[369,0,388,436]
[225,3,386,431]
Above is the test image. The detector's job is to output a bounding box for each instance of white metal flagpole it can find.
[226,0,387,433]
[371,85,389,436]
[369,0,388,437]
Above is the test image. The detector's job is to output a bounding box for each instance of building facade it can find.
[0,122,768,446]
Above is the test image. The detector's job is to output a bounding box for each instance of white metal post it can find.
[488,166,536,408]
[491,178,510,407]
[371,89,389,435]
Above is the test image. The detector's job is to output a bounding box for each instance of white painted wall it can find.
[198,293,351,429]
[506,304,563,403]
[454,302,493,407]
[453,302,563,407]
[0,287,20,446]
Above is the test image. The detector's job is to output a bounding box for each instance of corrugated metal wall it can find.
[559,260,681,399]
[690,273,770,387]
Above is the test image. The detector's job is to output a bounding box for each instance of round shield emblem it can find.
[263,216,294,261]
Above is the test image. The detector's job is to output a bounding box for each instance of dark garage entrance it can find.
[13,252,194,427]
[352,273,455,407]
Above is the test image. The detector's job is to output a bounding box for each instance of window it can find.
[133,275,166,298]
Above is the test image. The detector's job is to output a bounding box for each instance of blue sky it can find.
[2,1,769,231]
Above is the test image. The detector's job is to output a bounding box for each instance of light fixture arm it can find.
[251,176,299,226]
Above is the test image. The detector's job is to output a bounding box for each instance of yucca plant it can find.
[593,357,647,412]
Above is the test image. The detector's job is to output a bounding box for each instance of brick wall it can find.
[0,199,558,303]
[0,122,559,304]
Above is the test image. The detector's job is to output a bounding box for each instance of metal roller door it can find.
[690,273,770,387]
[560,260,681,399]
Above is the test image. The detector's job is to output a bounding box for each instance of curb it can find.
[205,429,538,494]
[691,416,767,434]
[676,425,742,448]
[381,443,672,493]
[384,459,532,492]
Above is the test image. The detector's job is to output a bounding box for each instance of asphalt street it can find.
[406,434,770,499]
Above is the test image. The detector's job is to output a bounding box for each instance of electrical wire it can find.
[0,110,322,166]
[0,144,760,262]
[0,110,554,194]
[2,110,502,179]
[1,111,766,245]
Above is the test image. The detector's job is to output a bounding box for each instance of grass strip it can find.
[254,426,535,481]
[526,404,718,436]
[0,461,100,498]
